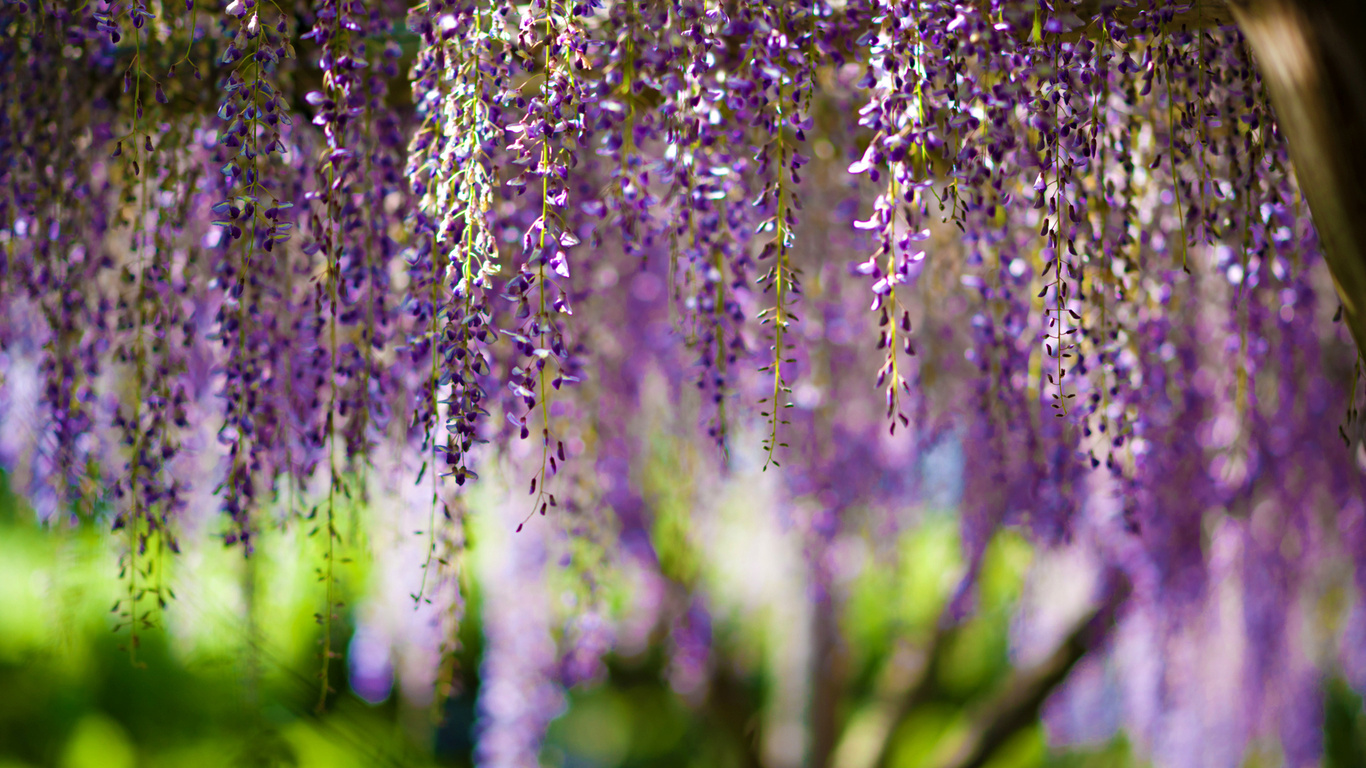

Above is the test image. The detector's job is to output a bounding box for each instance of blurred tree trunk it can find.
[810,600,845,768]
[1227,0,1366,351]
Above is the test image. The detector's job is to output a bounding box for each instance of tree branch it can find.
[828,580,1124,768]
[938,582,1126,768]
[827,628,945,768]
[937,612,1099,768]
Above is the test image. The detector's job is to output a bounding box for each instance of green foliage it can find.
[0,473,443,768]
[1325,677,1366,768]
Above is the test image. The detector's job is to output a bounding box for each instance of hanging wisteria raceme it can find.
[3,3,112,523]
[210,0,300,550]
[7,0,1366,764]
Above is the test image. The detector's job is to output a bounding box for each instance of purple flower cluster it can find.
[209,0,297,549]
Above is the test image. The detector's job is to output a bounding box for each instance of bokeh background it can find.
[5,448,1366,768]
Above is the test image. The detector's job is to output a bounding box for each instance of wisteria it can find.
[4,0,1366,765]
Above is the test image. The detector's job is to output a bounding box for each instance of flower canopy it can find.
[3,0,1366,765]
